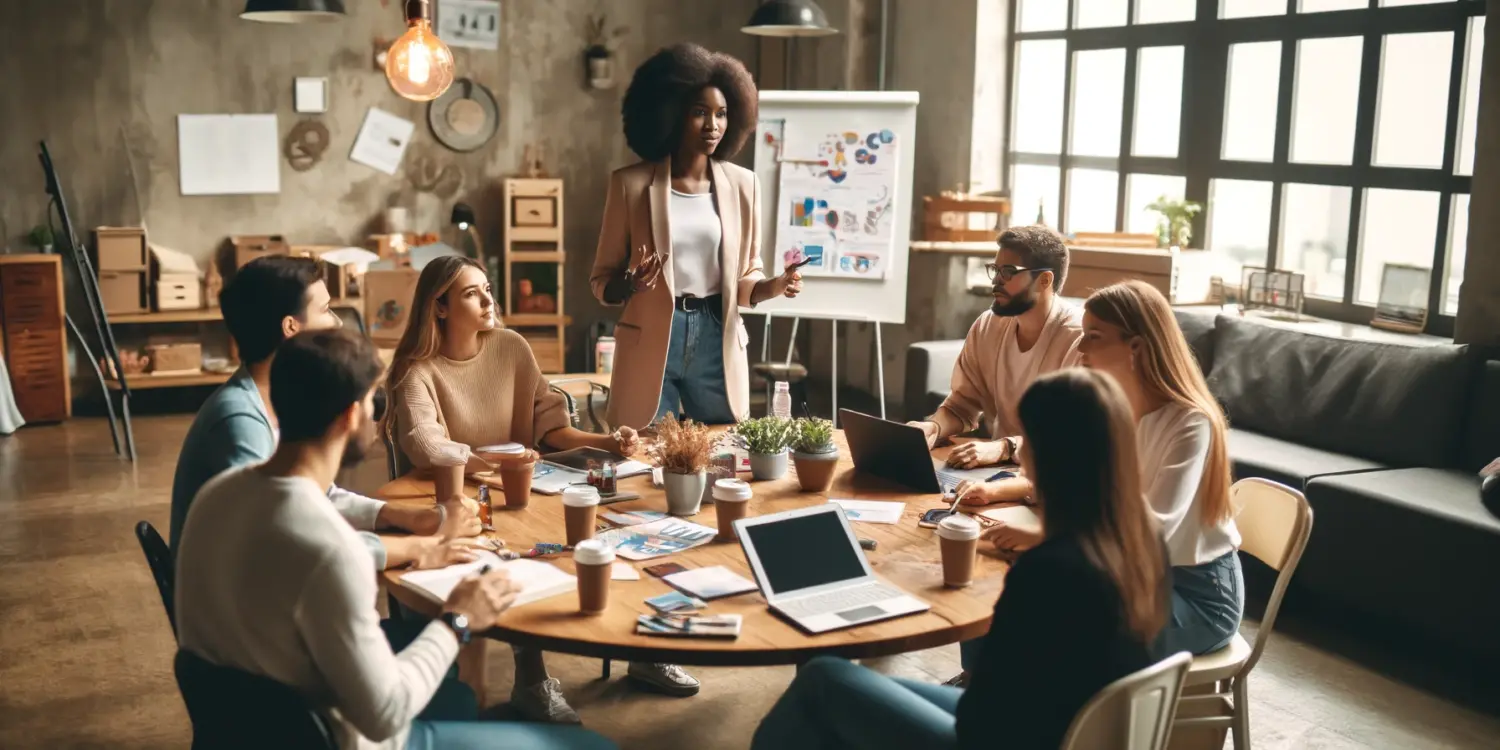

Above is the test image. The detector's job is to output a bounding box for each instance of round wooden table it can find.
[378,434,1010,667]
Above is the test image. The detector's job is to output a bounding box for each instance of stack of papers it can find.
[593,518,717,560]
[832,499,907,525]
[601,509,669,527]
[399,554,575,607]
[664,566,758,599]
[636,613,742,638]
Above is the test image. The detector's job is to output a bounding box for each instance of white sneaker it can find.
[510,677,582,724]
[626,662,701,697]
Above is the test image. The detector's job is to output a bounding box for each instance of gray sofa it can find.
[907,310,1500,665]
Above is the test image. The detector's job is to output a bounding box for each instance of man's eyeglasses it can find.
[985,263,1051,283]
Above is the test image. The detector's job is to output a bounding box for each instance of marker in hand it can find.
[785,257,816,273]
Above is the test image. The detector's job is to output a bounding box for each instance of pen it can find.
[786,257,815,272]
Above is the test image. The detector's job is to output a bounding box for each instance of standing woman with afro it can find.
[590,43,805,429]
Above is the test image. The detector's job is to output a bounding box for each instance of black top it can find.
[955,535,1166,750]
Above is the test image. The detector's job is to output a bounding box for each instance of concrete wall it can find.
[0,0,756,380]
[1456,1,1499,346]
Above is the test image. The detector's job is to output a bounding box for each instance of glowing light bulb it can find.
[385,1,453,101]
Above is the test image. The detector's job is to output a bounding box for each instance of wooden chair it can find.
[175,649,336,750]
[1173,478,1314,750]
[134,520,177,636]
[1061,651,1193,750]
[1071,231,1159,249]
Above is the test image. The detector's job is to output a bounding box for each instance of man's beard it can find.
[991,284,1039,317]
[340,418,377,469]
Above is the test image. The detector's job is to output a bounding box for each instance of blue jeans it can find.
[1156,550,1245,657]
[752,656,962,750]
[406,721,616,750]
[654,308,736,425]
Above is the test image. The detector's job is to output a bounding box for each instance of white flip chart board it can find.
[753,90,919,325]
[177,114,280,196]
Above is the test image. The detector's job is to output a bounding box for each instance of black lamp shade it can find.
[742,0,839,37]
[241,0,346,23]
[451,203,477,228]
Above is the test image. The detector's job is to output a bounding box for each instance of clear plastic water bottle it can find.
[772,381,792,419]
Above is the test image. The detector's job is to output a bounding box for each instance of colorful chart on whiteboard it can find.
[763,119,900,280]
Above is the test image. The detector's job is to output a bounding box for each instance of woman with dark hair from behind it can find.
[589,43,806,430]
[750,369,1171,750]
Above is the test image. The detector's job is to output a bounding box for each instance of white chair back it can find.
[1059,651,1193,750]
[1230,477,1314,675]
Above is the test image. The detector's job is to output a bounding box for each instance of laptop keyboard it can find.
[779,582,905,618]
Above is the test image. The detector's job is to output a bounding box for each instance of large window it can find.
[1004,0,1483,333]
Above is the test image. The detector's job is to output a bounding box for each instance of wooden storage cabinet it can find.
[0,255,70,423]
[502,179,568,373]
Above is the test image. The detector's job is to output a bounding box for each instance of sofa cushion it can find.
[1228,428,1386,488]
[1172,307,1218,374]
[1302,468,1500,662]
[904,340,965,422]
[1462,358,1500,473]
[1208,315,1470,468]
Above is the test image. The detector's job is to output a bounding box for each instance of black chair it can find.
[135,520,176,636]
[175,650,337,750]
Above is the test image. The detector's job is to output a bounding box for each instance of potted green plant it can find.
[27,225,54,253]
[647,413,716,516]
[733,416,795,481]
[791,417,839,492]
[583,14,628,90]
[1145,195,1202,250]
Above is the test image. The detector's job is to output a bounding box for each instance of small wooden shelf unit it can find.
[502,178,567,373]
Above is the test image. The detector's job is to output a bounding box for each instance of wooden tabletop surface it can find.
[378,433,1010,667]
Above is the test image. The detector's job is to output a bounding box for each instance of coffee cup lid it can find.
[476,442,526,456]
[573,538,615,565]
[711,478,753,502]
[937,514,981,540]
[561,486,601,506]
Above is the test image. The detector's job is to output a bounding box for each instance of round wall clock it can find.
[428,78,499,152]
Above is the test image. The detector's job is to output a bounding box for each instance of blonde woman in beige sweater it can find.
[384,257,702,718]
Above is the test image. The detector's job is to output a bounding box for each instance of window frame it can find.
[1004,0,1484,336]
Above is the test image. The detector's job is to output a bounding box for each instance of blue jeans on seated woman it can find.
[1156,549,1245,657]
[406,721,616,750]
[752,656,963,750]
[654,307,736,425]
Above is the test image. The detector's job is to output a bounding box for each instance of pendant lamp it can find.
[742,0,838,37]
[240,0,346,23]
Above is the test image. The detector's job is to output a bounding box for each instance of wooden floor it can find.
[2,415,1499,749]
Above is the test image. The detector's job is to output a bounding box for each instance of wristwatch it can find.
[1002,436,1020,462]
[440,612,472,645]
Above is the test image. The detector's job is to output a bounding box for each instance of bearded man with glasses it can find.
[907,225,1084,480]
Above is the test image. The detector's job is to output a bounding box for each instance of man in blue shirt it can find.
[169,256,480,567]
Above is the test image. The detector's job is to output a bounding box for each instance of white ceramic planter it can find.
[663,470,707,516]
[749,450,790,481]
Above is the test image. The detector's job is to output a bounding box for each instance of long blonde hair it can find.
[1084,280,1232,524]
[381,256,488,436]
[1019,369,1167,642]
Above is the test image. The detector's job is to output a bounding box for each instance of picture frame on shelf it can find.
[1370,263,1431,334]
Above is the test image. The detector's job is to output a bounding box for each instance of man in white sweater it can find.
[175,329,616,750]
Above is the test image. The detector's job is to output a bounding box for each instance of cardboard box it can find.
[146,341,202,374]
[156,273,202,311]
[230,234,290,270]
[362,268,421,347]
[98,270,147,314]
[293,245,361,300]
[94,227,148,270]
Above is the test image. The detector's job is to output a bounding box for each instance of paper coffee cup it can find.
[573,539,614,613]
[711,478,753,541]
[937,514,980,588]
[562,486,601,546]
[490,445,536,510]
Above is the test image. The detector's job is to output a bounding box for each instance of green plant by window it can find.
[1145,196,1202,249]
[792,417,835,454]
[732,416,795,455]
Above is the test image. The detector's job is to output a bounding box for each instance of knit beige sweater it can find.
[393,330,571,468]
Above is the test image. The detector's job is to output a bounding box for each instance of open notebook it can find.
[398,554,575,607]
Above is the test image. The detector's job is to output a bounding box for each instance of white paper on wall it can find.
[438,0,501,50]
[350,108,416,175]
[177,114,280,196]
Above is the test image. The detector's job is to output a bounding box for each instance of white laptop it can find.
[734,504,930,634]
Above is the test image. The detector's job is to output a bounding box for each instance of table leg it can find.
[457,640,489,707]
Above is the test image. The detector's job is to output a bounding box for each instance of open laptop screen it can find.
[743,510,868,596]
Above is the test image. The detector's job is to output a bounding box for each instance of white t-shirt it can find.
[175,466,458,750]
[1137,402,1241,567]
[669,188,723,298]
